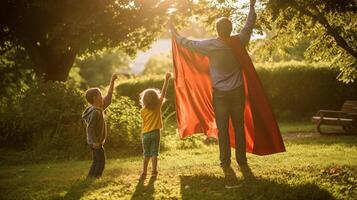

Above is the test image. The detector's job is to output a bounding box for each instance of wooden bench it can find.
[312,100,357,134]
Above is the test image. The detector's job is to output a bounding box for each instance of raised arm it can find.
[159,72,172,103]
[103,74,118,110]
[169,22,211,55]
[238,0,257,46]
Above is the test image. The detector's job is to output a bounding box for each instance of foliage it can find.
[250,37,310,63]
[0,79,87,160]
[256,62,357,119]
[184,0,357,82]
[118,62,357,120]
[0,0,195,81]
[142,52,173,75]
[0,43,35,112]
[260,0,357,82]
[0,79,147,160]
[116,75,176,114]
[75,48,130,87]
[106,96,142,152]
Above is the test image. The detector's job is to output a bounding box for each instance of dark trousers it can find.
[213,86,247,166]
[88,146,106,178]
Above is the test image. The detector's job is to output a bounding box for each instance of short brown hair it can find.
[85,88,101,104]
[216,17,232,38]
[140,88,161,110]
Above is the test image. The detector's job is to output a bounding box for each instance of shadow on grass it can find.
[221,165,254,185]
[48,165,125,200]
[131,176,157,200]
[180,166,335,200]
[51,178,96,200]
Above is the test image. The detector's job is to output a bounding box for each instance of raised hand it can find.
[92,143,102,149]
[165,72,172,80]
[111,74,118,82]
[167,19,177,34]
[250,0,256,6]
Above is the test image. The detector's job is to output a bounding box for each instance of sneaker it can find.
[151,171,158,177]
[139,172,147,180]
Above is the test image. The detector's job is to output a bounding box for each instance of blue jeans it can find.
[142,129,160,157]
[213,86,247,166]
[88,146,106,178]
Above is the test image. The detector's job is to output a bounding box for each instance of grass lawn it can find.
[0,122,356,200]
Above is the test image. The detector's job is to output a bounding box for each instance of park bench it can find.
[312,100,357,134]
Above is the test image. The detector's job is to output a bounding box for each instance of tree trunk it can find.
[22,39,77,82]
[42,50,77,82]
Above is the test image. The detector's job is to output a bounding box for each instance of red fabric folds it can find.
[172,36,285,155]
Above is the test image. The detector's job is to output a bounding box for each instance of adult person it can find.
[169,0,257,167]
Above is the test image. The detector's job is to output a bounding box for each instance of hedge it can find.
[117,63,357,120]
[0,80,143,161]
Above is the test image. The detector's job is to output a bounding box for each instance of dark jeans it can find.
[213,85,247,166]
[88,146,106,178]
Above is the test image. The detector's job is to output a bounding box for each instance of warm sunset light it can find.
[0,0,356,199]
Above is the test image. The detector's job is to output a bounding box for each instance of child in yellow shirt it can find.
[139,72,171,179]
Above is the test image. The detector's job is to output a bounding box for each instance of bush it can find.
[0,79,88,160]
[0,80,148,161]
[106,96,142,153]
[117,62,357,120]
[142,52,173,75]
[116,75,176,115]
[256,62,357,120]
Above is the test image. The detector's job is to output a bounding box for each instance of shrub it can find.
[0,80,150,160]
[0,79,88,160]
[106,96,142,153]
[116,75,176,115]
[256,62,357,120]
[142,52,173,75]
[117,62,357,121]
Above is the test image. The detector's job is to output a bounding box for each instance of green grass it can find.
[279,120,315,133]
[0,122,356,200]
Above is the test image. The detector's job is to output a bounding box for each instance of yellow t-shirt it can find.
[140,105,163,133]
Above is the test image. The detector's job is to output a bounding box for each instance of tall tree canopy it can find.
[0,0,192,81]
[261,0,357,82]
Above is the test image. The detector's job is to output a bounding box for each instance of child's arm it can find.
[103,74,118,110]
[159,72,172,103]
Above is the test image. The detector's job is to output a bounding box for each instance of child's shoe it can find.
[151,171,158,177]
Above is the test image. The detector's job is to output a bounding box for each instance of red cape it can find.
[172,36,285,155]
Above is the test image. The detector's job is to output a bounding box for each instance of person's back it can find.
[139,73,171,179]
[193,38,243,90]
[82,74,118,178]
[141,105,162,134]
[169,0,257,168]
[82,106,106,145]
[171,4,256,91]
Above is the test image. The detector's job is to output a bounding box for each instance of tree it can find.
[76,48,130,87]
[186,0,356,82]
[0,43,34,110]
[0,0,193,81]
[260,0,357,82]
[250,37,310,63]
[143,52,173,75]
